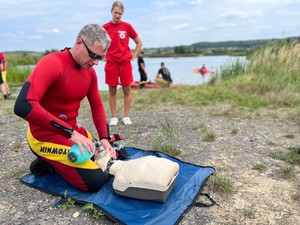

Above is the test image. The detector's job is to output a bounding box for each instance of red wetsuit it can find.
[0,53,6,84]
[0,52,6,71]
[14,49,109,192]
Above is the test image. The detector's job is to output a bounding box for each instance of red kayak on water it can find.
[199,68,210,75]
[194,66,214,75]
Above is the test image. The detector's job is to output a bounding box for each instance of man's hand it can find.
[101,139,117,159]
[70,130,95,155]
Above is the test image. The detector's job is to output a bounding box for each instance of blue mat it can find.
[21,147,215,225]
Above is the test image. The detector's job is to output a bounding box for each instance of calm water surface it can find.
[95,55,245,90]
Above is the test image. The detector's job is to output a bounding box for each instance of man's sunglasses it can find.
[80,38,105,60]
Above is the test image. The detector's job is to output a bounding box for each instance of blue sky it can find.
[1,0,299,52]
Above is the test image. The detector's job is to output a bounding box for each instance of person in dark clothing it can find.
[154,62,173,87]
[137,50,147,88]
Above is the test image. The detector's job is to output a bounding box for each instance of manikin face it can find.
[111,6,123,24]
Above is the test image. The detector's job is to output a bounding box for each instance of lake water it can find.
[95,55,246,90]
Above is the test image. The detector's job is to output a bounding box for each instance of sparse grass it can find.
[269,148,300,165]
[278,165,296,177]
[198,123,207,131]
[207,175,234,193]
[9,169,26,178]
[231,128,238,135]
[240,208,256,219]
[269,151,284,160]
[58,200,105,220]
[81,203,105,219]
[202,131,216,142]
[283,133,295,139]
[151,136,181,156]
[267,141,276,146]
[159,118,174,137]
[197,123,216,142]
[150,118,181,156]
[269,147,299,178]
[287,147,300,165]
[252,163,267,173]
[58,197,76,210]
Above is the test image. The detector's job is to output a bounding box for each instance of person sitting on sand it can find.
[154,62,173,88]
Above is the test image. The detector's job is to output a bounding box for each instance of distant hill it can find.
[189,36,299,49]
[144,36,299,56]
[190,39,268,49]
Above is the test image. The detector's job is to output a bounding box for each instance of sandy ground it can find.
[0,91,299,225]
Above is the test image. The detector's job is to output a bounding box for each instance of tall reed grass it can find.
[5,52,41,83]
[135,38,300,118]
[248,39,300,92]
[8,66,33,83]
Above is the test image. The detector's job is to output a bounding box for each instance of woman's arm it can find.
[131,36,142,60]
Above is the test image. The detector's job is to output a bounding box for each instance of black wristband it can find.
[66,127,74,139]
[50,120,74,138]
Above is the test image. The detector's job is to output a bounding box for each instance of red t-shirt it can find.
[103,21,138,63]
[14,49,108,141]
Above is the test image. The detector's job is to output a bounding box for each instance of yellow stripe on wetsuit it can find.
[27,128,99,169]
[2,71,7,82]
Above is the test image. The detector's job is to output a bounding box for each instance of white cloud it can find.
[1,0,299,51]
[172,23,190,30]
[38,28,61,34]
[28,35,43,40]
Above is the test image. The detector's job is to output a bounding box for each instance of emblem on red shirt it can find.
[118,31,126,39]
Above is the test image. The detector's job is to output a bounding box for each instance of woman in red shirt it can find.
[103,1,142,126]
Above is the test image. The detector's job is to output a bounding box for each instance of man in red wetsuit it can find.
[0,52,10,100]
[14,24,116,192]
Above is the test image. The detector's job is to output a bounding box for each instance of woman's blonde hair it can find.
[111,1,124,12]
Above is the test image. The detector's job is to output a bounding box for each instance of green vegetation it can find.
[134,39,300,122]
[239,208,256,219]
[5,52,41,83]
[58,197,76,210]
[269,147,300,178]
[5,51,49,83]
[58,192,105,219]
[278,165,296,177]
[251,163,267,173]
[152,136,181,156]
[151,118,181,156]
[231,128,238,135]
[269,147,300,165]
[207,175,234,193]
[202,131,216,142]
[196,122,217,141]
[81,203,105,219]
